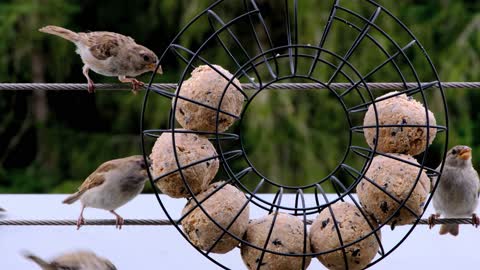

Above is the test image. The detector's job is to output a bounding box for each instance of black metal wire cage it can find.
[141,0,448,269]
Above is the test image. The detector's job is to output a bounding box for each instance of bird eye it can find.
[451,149,457,155]
[143,55,150,62]
[140,163,147,169]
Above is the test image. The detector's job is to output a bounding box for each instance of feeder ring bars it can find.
[141,0,448,269]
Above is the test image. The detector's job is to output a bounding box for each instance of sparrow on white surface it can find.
[63,155,148,229]
[429,145,480,236]
[23,250,117,270]
[39,25,162,93]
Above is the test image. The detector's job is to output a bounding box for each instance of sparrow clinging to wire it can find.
[429,145,480,236]
[63,155,149,229]
[39,25,162,94]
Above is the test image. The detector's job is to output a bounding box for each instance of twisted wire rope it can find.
[0,218,476,226]
[0,82,479,91]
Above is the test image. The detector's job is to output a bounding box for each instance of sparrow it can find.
[429,145,480,236]
[23,250,117,270]
[0,207,5,212]
[39,25,163,93]
[63,155,148,229]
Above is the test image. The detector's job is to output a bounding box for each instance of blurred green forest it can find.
[0,0,479,194]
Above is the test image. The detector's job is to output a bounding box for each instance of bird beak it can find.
[156,65,163,74]
[149,63,163,74]
[146,157,152,167]
[459,147,472,160]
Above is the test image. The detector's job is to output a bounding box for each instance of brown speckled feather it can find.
[89,39,119,60]
[78,161,118,192]
[76,32,133,60]
[62,160,118,204]
[24,250,117,270]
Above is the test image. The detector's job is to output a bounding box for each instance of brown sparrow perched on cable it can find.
[23,250,117,270]
[39,25,163,93]
[63,155,148,229]
[429,145,480,236]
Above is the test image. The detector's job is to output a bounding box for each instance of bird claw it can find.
[116,216,124,230]
[87,81,95,93]
[76,216,85,230]
[428,214,439,229]
[130,79,144,95]
[472,213,480,228]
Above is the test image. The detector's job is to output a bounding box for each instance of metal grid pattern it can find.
[140,1,449,269]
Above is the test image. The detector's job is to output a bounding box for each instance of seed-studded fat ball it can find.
[150,131,219,198]
[173,65,244,132]
[310,202,381,270]
[357,154,430,226]
[241,213,311,270]
[363,92,437,156]
[181,182,250,254]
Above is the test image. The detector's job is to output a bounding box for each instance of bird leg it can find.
[82,65,95,93]
[428,213,440,229]
[118,75,144,94]
[109,210,124,230]
[77,205,86,230]
[472,213,480,228]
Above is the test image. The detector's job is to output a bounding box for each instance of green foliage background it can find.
[0,0,479,193]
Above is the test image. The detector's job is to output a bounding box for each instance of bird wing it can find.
[476,170,480,198]
[81,32,134,60]
[51,254,81,270]
[429,164,443,192]
[77,161,118,192]
[54,251,113,270]
[89,34,120,60]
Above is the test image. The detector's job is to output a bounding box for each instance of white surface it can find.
[0,194,478,269]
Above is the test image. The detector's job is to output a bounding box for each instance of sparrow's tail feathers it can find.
[39,25,79,42]
[0,207,5,212]
[23,252,52,269]
[62,191,83,204]
[439,224,459,236]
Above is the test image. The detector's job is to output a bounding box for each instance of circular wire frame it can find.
[141,0,448,269]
